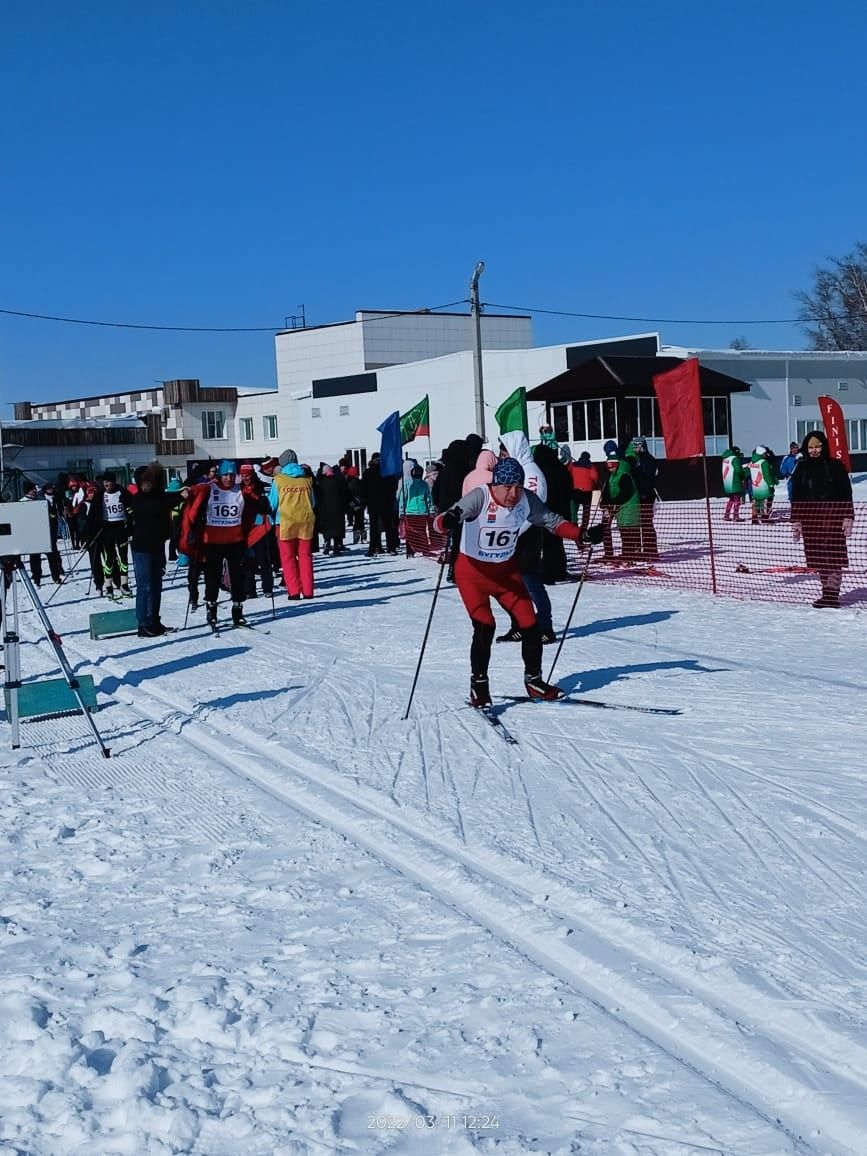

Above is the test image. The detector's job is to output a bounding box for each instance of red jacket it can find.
[568,463,598,493]
[180,481,266,556]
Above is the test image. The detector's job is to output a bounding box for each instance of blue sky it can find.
[1,0,865,410]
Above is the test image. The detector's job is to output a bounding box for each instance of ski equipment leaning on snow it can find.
[432,456,602,705]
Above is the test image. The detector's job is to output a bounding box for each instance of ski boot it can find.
[469,676,492,709]
[206,601,218,629]
[525,674,565,702]
[231,602,248,627]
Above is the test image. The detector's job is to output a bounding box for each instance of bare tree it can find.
[795,242,867,349]
[728,337,752,350]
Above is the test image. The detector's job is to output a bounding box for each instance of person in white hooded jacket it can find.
[496,430,556,643]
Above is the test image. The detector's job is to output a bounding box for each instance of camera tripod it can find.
[1,557,110,757]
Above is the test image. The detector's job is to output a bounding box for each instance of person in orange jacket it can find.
[567,451,598,532]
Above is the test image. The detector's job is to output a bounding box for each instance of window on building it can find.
[552,406,570,442]
[701,396,729,437]
[339,405,350,416]
[552,398,619,443]
[796,419,823,443]
[847,418,867,451]
[838,380,849,391]
[792,394,802,406]
[201,410,226,440]
[345,447,367,472]
[263,414,278,439]
[239,417,254,442]
[311,407,321,419]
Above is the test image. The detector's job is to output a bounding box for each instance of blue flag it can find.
[377,410,403,477]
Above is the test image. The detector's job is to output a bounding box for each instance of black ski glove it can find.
[582,523,605,546]
[434,507,462,533]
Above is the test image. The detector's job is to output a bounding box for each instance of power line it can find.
[0,301,470,333]
[2,295,847,331]
[481,300,815,326]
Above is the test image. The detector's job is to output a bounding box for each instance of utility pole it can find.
[469,261,486,441]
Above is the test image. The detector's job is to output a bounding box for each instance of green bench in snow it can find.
[89,608,139,640]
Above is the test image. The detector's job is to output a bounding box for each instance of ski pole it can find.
[44,531,102,607]
[546,544,594,685]
[402,556,447,721]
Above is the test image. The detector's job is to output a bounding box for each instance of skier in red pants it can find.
[433,456,602,706]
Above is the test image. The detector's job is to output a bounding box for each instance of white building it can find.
[11,312,867,481]
[664,345,867,456]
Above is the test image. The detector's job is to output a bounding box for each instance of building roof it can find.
[275,309,531,337]
[526,356,752,401]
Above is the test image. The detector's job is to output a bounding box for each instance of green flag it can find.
[495,386,528,436]
[399,395,430,445]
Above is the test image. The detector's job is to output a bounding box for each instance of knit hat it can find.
[239,463,254,476]
[606,446,621,461]
[218,460,237,476]
[167,478,182,492]
[491,457,525,486]
[278,449,298,466]
[603,439,619,457]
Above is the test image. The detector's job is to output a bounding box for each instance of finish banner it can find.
[818,395,852,471]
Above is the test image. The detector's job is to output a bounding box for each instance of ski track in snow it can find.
[3,552,866,1153]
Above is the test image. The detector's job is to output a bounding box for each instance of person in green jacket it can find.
[749,446,777,524]
[721,446,746,521]
[600,447,640,561]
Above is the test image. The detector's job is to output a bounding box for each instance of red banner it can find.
[818,395,852,471]
[652,358,705,459]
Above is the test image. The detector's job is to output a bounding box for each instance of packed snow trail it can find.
[6,549,866,1152]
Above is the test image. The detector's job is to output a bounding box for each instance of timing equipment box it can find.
[0,501,52,556]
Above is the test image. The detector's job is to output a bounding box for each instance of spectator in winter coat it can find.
[600,447,640,561]
[778,441,801,502]
[19,483,63,586]
[496,430,555,643]
[361,453,399,555]
[432,455,602,706]
[461,450,497,496]
[317,466,349,554]
[533,442,572,584]
[120,463,187,636]
[344,466,366,544]
[431,439,473,580]
[721,446,747,521]
[399,465,435,557]
[184,460,268,627]
[791,429,854,608]
[626,437,659,561]
[270,449,316,598]
[238,464,274,600]
[568,451,597,531]
[464,434,484,472]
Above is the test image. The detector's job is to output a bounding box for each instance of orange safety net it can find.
[402,500,867,608]
[563,499,865,608]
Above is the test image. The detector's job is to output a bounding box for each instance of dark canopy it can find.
[526,356,752,401]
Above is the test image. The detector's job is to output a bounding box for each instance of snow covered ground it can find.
[2,539,866,1155]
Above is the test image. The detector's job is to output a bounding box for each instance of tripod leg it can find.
[16,566,111,758]
[1,569,22,749]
